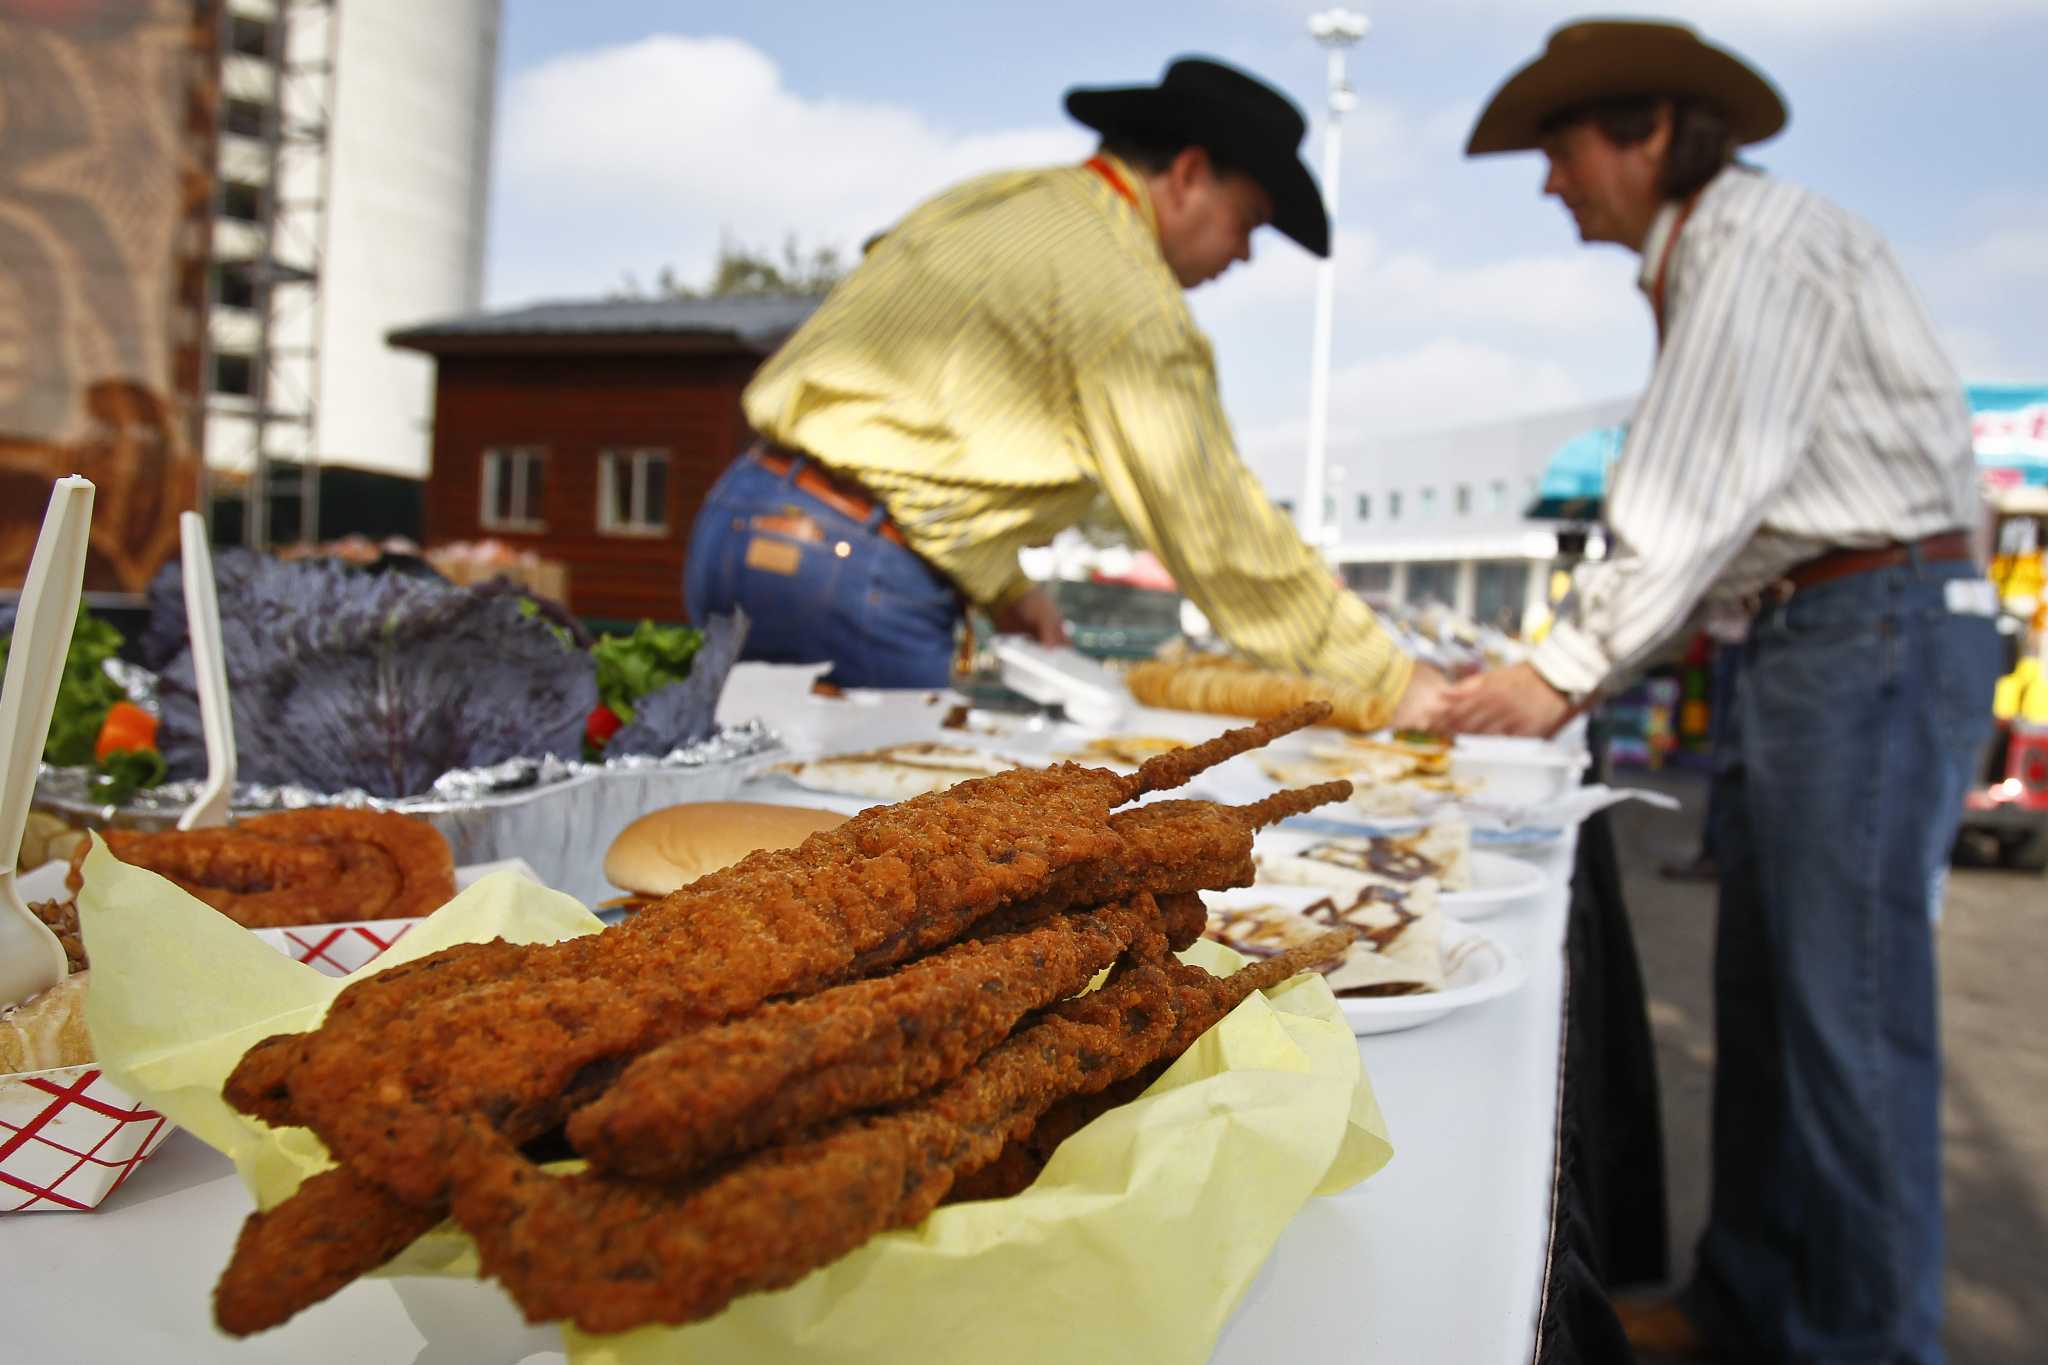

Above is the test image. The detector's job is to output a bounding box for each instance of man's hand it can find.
[1437,662,1576,737]
[1388,659,1450,730]
[990,586,1070,647]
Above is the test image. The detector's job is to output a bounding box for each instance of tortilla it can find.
[1204,882,1444,997]
[776,743,1025,799]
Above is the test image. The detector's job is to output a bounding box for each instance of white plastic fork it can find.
[176,512,236,832]
[0,476,95,1010]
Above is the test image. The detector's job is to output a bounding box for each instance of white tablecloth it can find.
[6,705,1582,1364]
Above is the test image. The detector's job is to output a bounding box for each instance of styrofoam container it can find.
[1450,738,1590,807]
[991,639,1129,729]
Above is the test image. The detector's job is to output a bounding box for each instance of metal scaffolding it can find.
[204,0,338,549]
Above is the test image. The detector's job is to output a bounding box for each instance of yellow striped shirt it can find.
[741,155,1413,701]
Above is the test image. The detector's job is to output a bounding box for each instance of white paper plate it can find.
[1342,918,1525,1036]
[1438,850,1550,920]
[1201,884,1525,1036]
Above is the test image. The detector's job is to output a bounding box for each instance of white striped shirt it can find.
[1531,168,1979,699]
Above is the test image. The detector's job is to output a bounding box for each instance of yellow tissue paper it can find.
[77,835,1390,1364]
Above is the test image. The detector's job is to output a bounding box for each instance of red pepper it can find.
[585,702,623,748]
[94,701,159,763]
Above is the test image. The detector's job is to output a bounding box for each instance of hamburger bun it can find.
[0,971,93,1075]
[604,801,848,897]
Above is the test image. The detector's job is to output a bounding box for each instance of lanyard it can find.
[1650,192,1700,345]
[1085,155,1138,209]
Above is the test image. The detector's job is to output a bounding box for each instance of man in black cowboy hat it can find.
[1443,19,1999,1364]
[684,56,1444,721]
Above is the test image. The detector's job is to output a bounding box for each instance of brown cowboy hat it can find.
[1465,19,1787,156]
[1065,56,1330,257]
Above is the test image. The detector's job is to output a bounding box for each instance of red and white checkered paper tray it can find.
[243,858,538,975]
[0,856,542,1211]
[0,1063,174,1213]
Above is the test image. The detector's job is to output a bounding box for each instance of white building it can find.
[1319,396,1635,633]
[205,0,498,503]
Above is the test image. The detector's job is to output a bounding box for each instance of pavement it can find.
[1605,769,2048,1365]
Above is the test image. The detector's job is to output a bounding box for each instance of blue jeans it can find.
[1683,555,1999,1363]
[683,452,962,688]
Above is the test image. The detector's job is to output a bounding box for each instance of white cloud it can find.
[1261,0,2039,39]
[1198,224,1646,340]
[488,35,1089,303]
[1236,338,1589,490]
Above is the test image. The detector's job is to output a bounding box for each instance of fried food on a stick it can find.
[949,934,1338,1204]
[221,890,1211,1329]
[452,937,1348,1335]
[215,1166,441,1337]
[71,808,456,928]
[569,894,1170,1180]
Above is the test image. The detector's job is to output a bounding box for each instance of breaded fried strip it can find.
[214,1166,441,1337]
[445,938,1350,1336]
[950,931,1359,1204]
[568,895,1169,1180]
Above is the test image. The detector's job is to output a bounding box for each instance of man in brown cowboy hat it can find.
[1444,18,1999,1364]
[684,56,1444,720]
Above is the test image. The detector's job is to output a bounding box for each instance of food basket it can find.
[0,1063,173,1213]
[78,843,1393,1363]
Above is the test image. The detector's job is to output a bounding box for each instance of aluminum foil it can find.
[32,721,786,907]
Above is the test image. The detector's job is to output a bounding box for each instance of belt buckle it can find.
[1741,576,1797,618]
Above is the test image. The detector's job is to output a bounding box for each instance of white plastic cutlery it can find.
[0,476,95,1011]
[176,511,236,831]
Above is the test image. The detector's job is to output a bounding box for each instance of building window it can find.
[227,16,272,58]
[1387,491,1402,521]
[481,447,546,531]
[1455,483,1472,516]
[212,352,254,396]
[1275,498,1295,516]
[215,265,256,311]
[599,448,671,535]
[1407,561,1457,607]
[221,181,264,223]
[1419,487,1438,519]
[223,97,268,139]
[1356,493,1371,521]
[1341,562,1392,595]
[1474,561,1532,633]
[1491,480,1508,513]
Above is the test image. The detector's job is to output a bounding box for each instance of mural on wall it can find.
[0,0,217,593]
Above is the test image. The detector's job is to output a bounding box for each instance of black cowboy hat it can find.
[1065,56,1330,257]
[1466,19,1787,156]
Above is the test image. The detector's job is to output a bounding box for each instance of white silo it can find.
[205,0,499,532]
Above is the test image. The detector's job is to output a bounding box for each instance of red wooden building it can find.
[390,295,820,623]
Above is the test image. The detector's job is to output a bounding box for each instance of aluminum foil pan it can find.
[32,722,785,907]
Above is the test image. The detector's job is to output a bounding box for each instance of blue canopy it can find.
[1526,384,2048,520]
[1525,423,1625,521]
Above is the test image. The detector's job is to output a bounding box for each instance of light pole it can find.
[1300,8,1369,551]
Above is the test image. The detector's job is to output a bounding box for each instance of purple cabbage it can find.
[150,550,597,798]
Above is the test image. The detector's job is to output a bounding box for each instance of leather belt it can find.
[747,442,909,549]
[1781,529,1973,593]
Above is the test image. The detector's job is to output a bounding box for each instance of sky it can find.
[484,0,2048,502]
